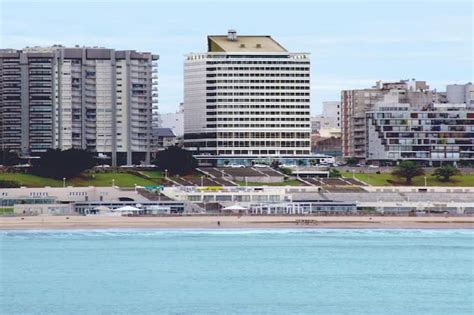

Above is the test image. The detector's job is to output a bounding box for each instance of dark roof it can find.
[153,128,176,137]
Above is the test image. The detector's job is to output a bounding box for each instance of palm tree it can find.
[433,165,460,182]
[392,161,424,184]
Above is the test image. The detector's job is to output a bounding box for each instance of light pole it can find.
[424,176,427,187]
[63,177,66,188]
[164,169,168,179]
[112,179,115,187]
[201,175,204,187]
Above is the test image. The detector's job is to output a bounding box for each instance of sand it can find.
[0,215,473,230]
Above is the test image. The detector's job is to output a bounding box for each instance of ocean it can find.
[1,229,473,314]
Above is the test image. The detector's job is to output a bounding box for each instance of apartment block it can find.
[183,30,311,165]
[366,103,474,165]
[341,79,436,160]
[0,46,159,166]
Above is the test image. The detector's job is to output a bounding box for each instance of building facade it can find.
[0,46,159,166]
[341,80,437,160]
[366,103,474,165]
[183,30,311,164]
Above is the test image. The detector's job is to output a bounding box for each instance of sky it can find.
[1,0,472,114]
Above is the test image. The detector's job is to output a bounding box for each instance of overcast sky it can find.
[1,0,472,114]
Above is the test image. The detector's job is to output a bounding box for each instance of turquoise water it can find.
[1,229,473,315]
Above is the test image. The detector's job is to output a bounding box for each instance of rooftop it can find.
[208,30,287,53]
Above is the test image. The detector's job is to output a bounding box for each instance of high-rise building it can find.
[341,79,435,160]
[183,30,311,166]
[0,46,159,166]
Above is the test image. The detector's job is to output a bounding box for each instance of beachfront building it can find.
[366,102,474,165]
[183,30,311,166]
[0,186,186,215]
[341,79,435,161]
[0,46,159,166]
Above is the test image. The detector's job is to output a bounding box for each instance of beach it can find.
[0,215,473,230]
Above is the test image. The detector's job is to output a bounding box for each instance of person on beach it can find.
[217,221,221,227]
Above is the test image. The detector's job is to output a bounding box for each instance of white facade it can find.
[322,101,341,129]
[159,111,184,138]
[0,46,158,166]
[447,83,474,107]
[183,32,311,158]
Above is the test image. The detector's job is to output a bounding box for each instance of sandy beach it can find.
[0,215,473,230]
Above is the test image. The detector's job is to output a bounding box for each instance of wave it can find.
[1,228,473,239]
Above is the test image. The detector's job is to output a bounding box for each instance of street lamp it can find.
[112,179,115,187]
[63,177,66,188]
[164,169,168,179]
[424,176,427,187]
[201,175,204,187]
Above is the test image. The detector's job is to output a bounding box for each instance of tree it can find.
[329,169,341,178]
[0,149,20,166]
[153,146,197,176]
[432,165,460,182]
[346,157,358,166]
[392,161,424,184]
[31,149,96,179]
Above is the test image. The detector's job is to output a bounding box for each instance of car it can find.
[253,164,268,168]
[228,164,245,168]
[281,164,296,168]
[368,165,379,168]
[95,164,111,169]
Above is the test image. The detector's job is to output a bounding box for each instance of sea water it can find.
[1,229,473,315]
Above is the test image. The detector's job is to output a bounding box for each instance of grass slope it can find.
[342,171,474,186]
[0,172,156,188]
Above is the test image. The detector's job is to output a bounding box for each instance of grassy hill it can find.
[0,172,157,188]
[342,171,474,187]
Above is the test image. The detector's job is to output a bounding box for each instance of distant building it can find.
[322,101,341,129]
[0,46,159,166]
[152,128,176,150]
[366,102,474,165]
[446,83,473,106]
[183,30,311,165]
[341,79,439,160]
[158,103,184,138]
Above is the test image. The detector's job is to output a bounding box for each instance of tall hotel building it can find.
[184,30,311,166]
[0,46,158,166]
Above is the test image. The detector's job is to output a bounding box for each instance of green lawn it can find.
[342,171,474,187]
[0,208,14,215]
[235,179,303,186]
[0,173,63,187]
[140,170,163,179]
[0,172,157,188]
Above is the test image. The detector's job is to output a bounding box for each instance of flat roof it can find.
[208,35,287,53]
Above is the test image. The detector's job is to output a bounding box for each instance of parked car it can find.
[228,164,245,168]
[253,164,268,168]
[368,165,379,168]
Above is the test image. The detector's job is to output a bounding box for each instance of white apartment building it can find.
[322,101,341,129]
[183,30,311,166]
[0,46,159,166]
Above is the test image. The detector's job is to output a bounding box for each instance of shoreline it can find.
[0,215,473,230]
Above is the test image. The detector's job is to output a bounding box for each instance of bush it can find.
[153,146,197,176]
[329,169,341,178]
[0,179,20,188]
[278,167,293,176]
[31,149,96,179]
[0,150,20,166]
